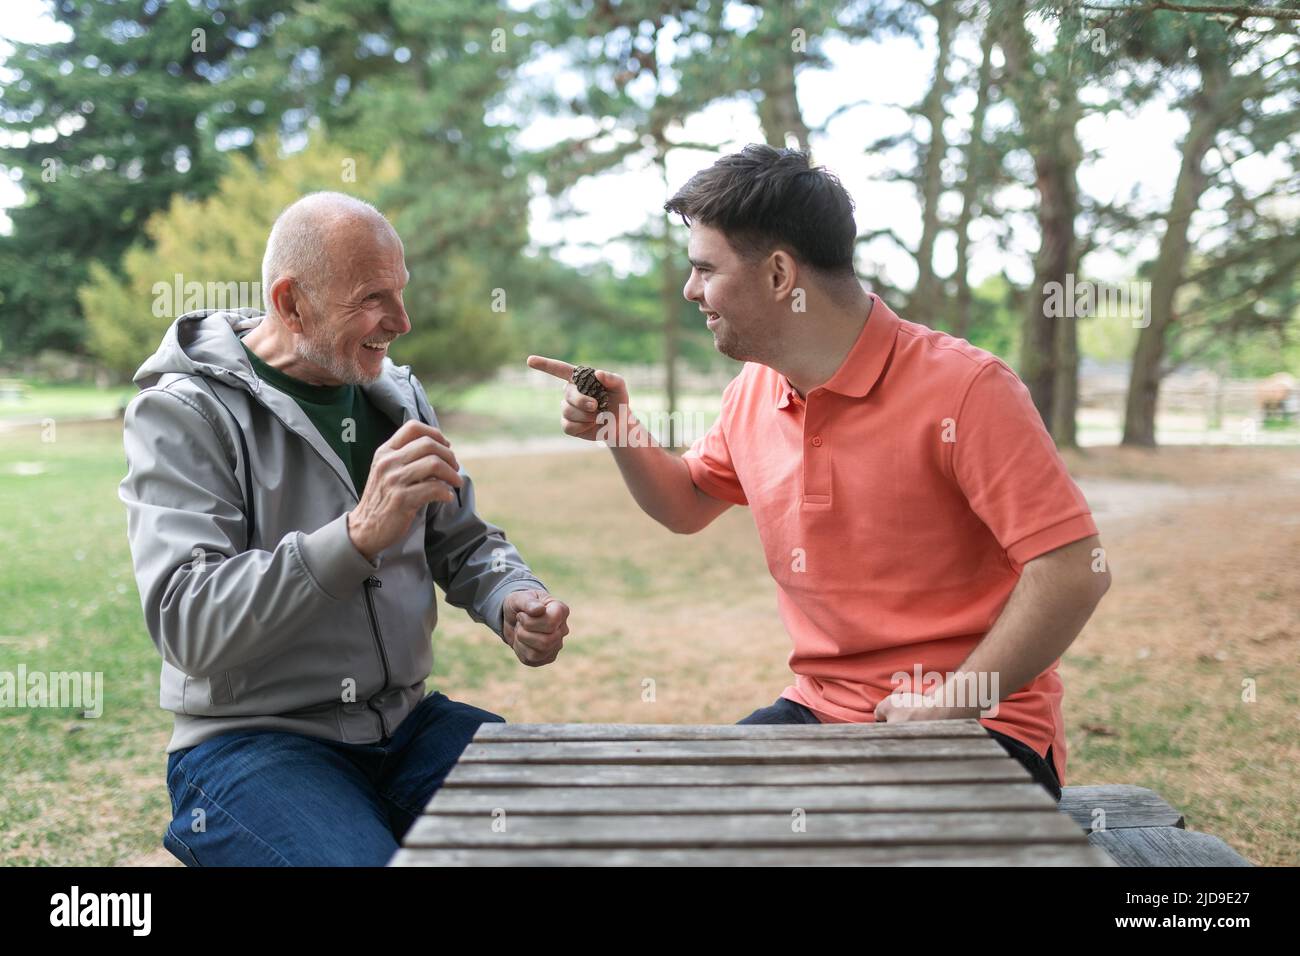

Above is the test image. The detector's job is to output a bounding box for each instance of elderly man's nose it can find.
[389,299,411,334]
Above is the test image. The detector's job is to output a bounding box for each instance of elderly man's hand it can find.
[347,420,463,562]
[502,590,569,667]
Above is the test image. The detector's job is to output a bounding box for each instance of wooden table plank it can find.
[471,721,989,742]
[1089,827,1251,866]
[391,843,1117,867]
[442,758,1036,788]
[457,737,1006,764]
[394,720,1102,866]
[404,809,1086,848]
[1058,784,1186,830]
[424,782,1058,814]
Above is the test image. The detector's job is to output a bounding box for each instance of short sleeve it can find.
[681,373,749,507]
[952,360,1098,565]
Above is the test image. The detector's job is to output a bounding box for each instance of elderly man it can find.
[119,192,570,866]
[530,145,1111,802]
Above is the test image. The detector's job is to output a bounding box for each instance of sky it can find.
[0,0,1289,292]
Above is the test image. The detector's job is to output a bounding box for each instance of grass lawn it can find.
[0,382,136,423]
[1,411,1296,865]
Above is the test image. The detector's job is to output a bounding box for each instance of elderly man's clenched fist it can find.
[502,590,570,667]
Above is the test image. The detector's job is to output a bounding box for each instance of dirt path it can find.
[1076,477,1235,525]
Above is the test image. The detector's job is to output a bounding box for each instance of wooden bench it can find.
[391,719,1114,866]
[1058,784,1252,866]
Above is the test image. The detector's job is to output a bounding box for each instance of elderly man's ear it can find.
[268,275,311,332]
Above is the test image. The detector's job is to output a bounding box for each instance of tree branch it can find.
[1079,2,1300,19]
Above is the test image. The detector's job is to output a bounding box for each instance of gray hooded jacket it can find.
[119,308,546,753]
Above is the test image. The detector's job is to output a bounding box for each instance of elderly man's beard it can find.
[295,321,381,386]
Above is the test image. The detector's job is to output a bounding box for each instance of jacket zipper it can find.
[362,576,392,737]
[239,378,424,738]
[278,417,394,737]
[295,431,394,737]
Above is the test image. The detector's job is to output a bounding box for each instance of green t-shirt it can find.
[240,340,398,495]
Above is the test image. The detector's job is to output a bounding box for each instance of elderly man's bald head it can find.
[250,191,411,387]
[261,192,398,311]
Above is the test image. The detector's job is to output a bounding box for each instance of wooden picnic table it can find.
[390,718,1115,866]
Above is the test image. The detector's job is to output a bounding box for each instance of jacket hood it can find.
[132,308,419,403]
[132,308,267,392]
[131,309,429,497]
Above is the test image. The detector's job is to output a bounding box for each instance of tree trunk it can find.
[1001,10,1082,443]
[910,0,957,328]
[953,16,995,341]
[1048,87,1083,448]
[755,1,812,152]
[1121,56,1229,447]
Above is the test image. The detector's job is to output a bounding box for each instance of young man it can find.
[529,145,1110,801]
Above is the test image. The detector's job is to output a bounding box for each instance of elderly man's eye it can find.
[366,292,383,301]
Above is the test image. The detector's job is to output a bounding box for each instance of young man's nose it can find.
[682,271,702,303]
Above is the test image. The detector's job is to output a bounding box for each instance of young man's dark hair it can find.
[664,143,858,279]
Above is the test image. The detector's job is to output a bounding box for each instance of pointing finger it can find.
[527,355,576,382]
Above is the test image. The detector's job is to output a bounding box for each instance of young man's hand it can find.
[502,589,570,667]
[526,355,631,441]
[874,691,983,723]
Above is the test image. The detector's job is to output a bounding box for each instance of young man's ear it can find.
[767,250,799,301]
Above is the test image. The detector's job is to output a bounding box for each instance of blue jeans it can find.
[738,696,1062,802]
[162,691,504,866]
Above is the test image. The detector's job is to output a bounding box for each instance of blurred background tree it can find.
[78,137,397,377]
[1,0,1296,443]
[0,0,296,356]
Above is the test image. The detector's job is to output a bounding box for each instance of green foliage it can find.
[1078,308,1140,364]
[0,0,295,356]
[503,255,721,372]
[5,0,1296,403]
[393,255,515,403]
[964,274,1022,369]
[78,135,517,390]
[79,137,396,378]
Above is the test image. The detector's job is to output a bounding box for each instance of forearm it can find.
[606,410,708,533]
[940,542,1111,710]
[424,472,546,638]
[438,533,547,640]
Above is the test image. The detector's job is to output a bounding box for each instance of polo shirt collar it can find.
[775,292,900,408]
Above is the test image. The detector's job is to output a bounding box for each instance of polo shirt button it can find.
[811,436,823,447]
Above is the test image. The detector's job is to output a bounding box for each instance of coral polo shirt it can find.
[682,293,1098,786]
